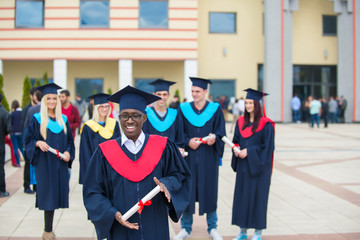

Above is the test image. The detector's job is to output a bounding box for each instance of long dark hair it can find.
[11,100,20,111]
[242,100,263,133]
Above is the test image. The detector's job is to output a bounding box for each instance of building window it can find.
[139,0,168,29]
[75,78,103,100]
[15,0,44,28]
[209,12,236,34]
[322,15,337,36]
[135,78,157,93]
[80,0,109,28]
[209,79,236,101]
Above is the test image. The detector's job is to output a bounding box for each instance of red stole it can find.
[100,135,167,182]
[238,116,275,138]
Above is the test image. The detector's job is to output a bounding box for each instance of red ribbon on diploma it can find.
[198,138,207,144]
[232,144,239,149]
[56,149,59,158]
[137,200,152,214]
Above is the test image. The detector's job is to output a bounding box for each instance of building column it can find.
[0,60,3,75]
[264,0,298,122]
[119,59,133,90]
[184,60,197,102]
[332,0,358,122]
[53,59,67,89]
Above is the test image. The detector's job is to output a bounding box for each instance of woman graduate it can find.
[78,93,120,184]
[25,83,75,240]
[83,86,191,240]
[231,88,275,240]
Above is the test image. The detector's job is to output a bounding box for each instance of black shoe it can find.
[24,188,35,194]
[0,191,10,197]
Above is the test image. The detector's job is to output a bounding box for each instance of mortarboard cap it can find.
[149,79,176,92]
[87,93,110,105]
[244,88,269,101]
[107,85,161,113]
[190,77,212,90]
[36,83,62,95]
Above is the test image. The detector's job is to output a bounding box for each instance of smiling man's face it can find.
[119,109,147,142]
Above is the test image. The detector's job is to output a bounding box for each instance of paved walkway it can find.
[1,123,360,240]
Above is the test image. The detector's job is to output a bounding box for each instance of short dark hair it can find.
[29,87,37,96]
[11,100,20,110]
[60,89,70,97]
[35,90,43,101]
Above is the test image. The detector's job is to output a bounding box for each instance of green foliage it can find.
[43,72,49,85]
[21,75,32,108]
[174,89,180,99]
[34,78,41,87]
[107,88,112,95]
[0,74,10,111]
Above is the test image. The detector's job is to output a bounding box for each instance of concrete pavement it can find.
[1,122,360,240]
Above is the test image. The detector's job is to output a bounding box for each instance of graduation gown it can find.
[179,101,225,215]
[79,118,120,184]
[231,116,275,229]
[143,107,185,148]
[25,113,75,211]
[83,134,191,240]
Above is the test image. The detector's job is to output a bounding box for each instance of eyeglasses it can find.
[119,113,143,121]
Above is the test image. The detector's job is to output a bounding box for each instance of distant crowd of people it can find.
[291,94,348,128]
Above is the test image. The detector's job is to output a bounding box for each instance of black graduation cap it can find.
[244,88,269,101]
[87,93,110,105]
[107,85,161,113]
[36,83,62,95]
[149,79,176,92]
[190,77,212,90]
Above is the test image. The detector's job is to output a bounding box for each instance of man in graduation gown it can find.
[142,79,186,155]
[175,77,226,240]
[82,85,191,240]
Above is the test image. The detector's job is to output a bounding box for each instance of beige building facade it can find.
[1,0,359,122]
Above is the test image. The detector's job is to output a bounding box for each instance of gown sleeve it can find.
[246,122,275,176]
[79,125,93,184]
[174,113,185,148]
[231,120,241,172]
[83,148,118,240]
[213,107,226,158]
[157,139,191,222]
[25,117,41,165]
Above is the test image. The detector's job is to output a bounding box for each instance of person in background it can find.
[291,93,301,123]
[10,100,24,167]
[309,96,321,128]
[169,95,180,109]
[238,97,245,116]
[82,86,191,239]
[230,99,240,133]
[231,88,275,240]
[175,77,226,240]
[321,97,329,128]
[338,95,347,123]
[0,93,12,198]
[25,83,75,240]
[74,93,88,134]
[59,90,81,139]
[328,96,338,124]
[143,79,186,156]
[78,93,120,185]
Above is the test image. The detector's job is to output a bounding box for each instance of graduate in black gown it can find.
[142,79,186,155]
[25,83,75,240]
[82,86,191,240]
[175,77,226,240]
[79,93,120,184]
[231,89,275,240]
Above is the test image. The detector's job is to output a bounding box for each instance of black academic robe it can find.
[83,134,191,240]
[142,107,185,148]
[25,114,75,211]
[178,101,225,215]
[231,117,275,229]
[78,120,120,184]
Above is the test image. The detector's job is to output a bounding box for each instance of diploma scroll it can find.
[48,147,66,159]
[121,185,161,221]
[196,133,216,144]
[221,136,241,153]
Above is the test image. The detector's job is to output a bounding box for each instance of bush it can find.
[0,74,10,111]
[21,75,31,108]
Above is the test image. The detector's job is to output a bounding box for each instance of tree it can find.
[43,71,49,85]
[107,88,112,95]
[174,89,180,100]
[34,78,41,87]
[0,74,10,111]
[21,75,31,108]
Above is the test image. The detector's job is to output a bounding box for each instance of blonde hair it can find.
[40,94,67,140]
[92,103,111,122]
